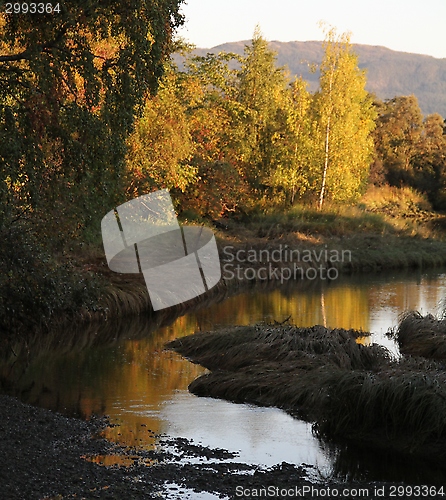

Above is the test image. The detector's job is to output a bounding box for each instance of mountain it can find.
[185,41,446,117]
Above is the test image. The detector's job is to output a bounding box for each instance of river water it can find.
[2,268,446,484]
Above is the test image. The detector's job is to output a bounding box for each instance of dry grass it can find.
[168,325,387,372]
[360,185,432,216]
[242,186,444,241]
[167,324,446,460]
[359,186,446,239]
[315,360,446,449]
[390,311,446,360]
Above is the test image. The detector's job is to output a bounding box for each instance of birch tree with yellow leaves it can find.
[311,28,376,209]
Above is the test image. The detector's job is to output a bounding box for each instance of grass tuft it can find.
[390,311,446,360]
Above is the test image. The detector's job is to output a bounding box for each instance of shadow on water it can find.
[319,438,446,485]
[1,267,446,483]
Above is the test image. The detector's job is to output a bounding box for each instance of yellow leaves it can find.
[312,28,376,207]
[124,70,197,196]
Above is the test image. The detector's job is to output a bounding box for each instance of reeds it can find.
[390,311,446,360]
[167,324,446,460]
[168,325,389,372]
[314,362,446,449]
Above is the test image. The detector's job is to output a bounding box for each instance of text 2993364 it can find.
[4,3,61,14]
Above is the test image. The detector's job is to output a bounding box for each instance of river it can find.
[1,268,446,486]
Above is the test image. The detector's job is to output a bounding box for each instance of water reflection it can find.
[159,392,330,470]
[1,268,446,483]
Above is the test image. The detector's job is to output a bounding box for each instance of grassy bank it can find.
[97,188,445,311]
[65,187,446,323]
[210,186,446,277]
[167,321,446,461]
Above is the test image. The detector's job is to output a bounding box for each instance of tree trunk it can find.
[318,115,330,210]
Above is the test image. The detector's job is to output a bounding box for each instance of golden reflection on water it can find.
[356,336,372,346]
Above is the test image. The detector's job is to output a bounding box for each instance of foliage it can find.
[0,220,102,332]
[175,50,249,217]
[267,77,313,205]
[125,64,197,197]
[0,1,185,331]
[311,28,376,209]
[193,40,446,118]
[0,1,184,233]
[235,26,292,196]
[372,96,424,186]
[360,185,432,217]
[119,27,446,218]
[414,113,446,209]
[373,96,446,209]
[3,14,446,331]
[160,27,377,214]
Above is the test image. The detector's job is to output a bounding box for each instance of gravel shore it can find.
[2,394,444,499]
[0,394,316,499]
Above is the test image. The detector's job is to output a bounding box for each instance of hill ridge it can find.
[188,40,446,117]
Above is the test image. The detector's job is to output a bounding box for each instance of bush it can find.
[0,220,102,333]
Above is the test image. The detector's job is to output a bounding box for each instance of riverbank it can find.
[1,393,402,500]
[2,222,446,499]
[92,189,446,319]
[86,220,446,324]
[3,393,446,500]
[2,186,446,334]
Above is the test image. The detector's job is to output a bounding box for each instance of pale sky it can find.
[177,0,446,59]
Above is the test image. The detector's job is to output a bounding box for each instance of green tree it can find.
[372,95,424,187]
[371,96,446,209]
[268,77,313,205]
[178,50,248,217]
[235,27,291,199]
[413,113,446,209]
[311,28,376,209]
[0,1,184,236]
[0,2,184,330]
[125,65,197,198]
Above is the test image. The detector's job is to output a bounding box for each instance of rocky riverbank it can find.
[0,394,317,499]
[2,386,446,498]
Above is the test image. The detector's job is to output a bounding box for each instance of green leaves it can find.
[149,27,379,213]
[267,77,313,205]
[125,66,196,195]
[0,0,185,229]
[0,2,185,330]
[236,29,291,193]
[373,96,446,209]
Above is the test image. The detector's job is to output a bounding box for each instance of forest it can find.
[1,4,446,332]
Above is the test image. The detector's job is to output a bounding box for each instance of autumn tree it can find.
[235,27,292,200]
[176,50,249,218]
[416,113,446,209]
[0,1,185,330]
[125,63,197,198]
[268,77,313,205]
[0,1,184,235]
[311,28,376,209]
[372,95,424,187]
[374,97,446,208]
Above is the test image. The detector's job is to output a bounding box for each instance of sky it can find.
[176,0,446,59]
